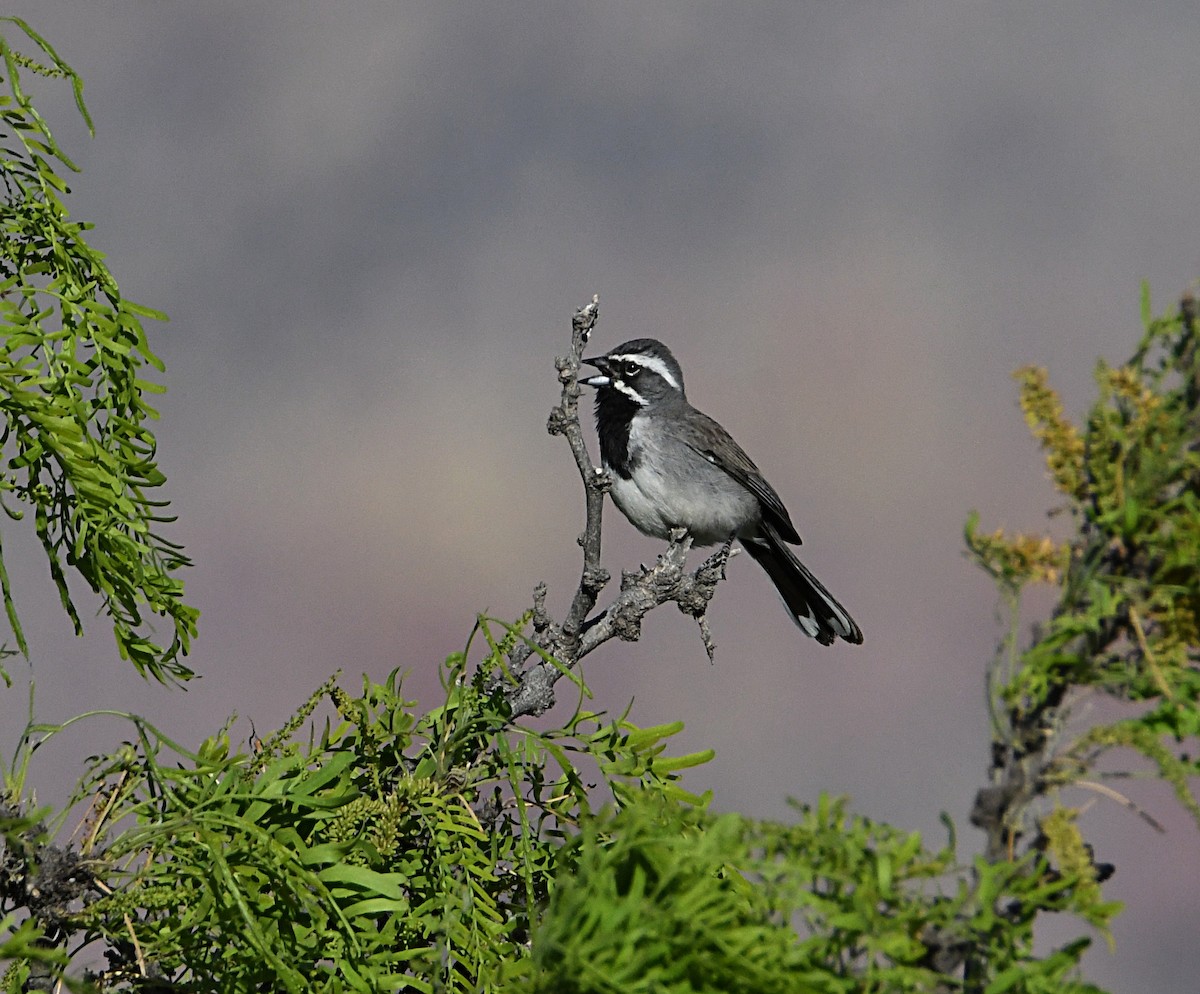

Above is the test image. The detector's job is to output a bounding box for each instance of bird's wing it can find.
[677,409,803,544]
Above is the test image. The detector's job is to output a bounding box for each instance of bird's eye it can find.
[622,360,642,378]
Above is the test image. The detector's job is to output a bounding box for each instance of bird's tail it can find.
[742,525,863,645]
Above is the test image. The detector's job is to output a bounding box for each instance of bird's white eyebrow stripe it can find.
[611,353,680,391]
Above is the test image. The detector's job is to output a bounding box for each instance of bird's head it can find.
[579,338,686,408]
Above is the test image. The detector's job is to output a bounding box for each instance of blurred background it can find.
[1,4,1197,989]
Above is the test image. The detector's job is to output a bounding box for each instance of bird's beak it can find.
[579,355,611,388]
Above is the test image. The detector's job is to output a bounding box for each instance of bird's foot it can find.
[662,527,693,564]
[697,536,736,579]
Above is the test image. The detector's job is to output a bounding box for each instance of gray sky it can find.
[2,5,1198,989]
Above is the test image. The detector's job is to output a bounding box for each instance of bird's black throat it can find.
[592,388,640,479]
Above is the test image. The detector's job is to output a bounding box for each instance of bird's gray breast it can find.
[607,412,760,545]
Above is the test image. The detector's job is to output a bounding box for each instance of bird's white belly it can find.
[607,460,756,546]
[604,411,759,545]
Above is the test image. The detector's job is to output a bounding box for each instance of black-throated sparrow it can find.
[580,338,862,645]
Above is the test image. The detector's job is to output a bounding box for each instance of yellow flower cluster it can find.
[1014,366,1086,499]
[966,519,1070,590]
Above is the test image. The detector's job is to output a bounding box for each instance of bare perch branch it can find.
[550,296,609,654]
[500,295,734,719]
[577,536,734,663]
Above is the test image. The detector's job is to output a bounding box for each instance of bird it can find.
[579,338,862,645]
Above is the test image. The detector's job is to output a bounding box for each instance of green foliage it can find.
[966,285,1200,825]
[958,285,1200,990]
[523,791,1122,994]
[0,809,68,994]
[524,797,813,994]
[0,16,196,684]
[1,621,1129,994]
[28,620,710,993]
